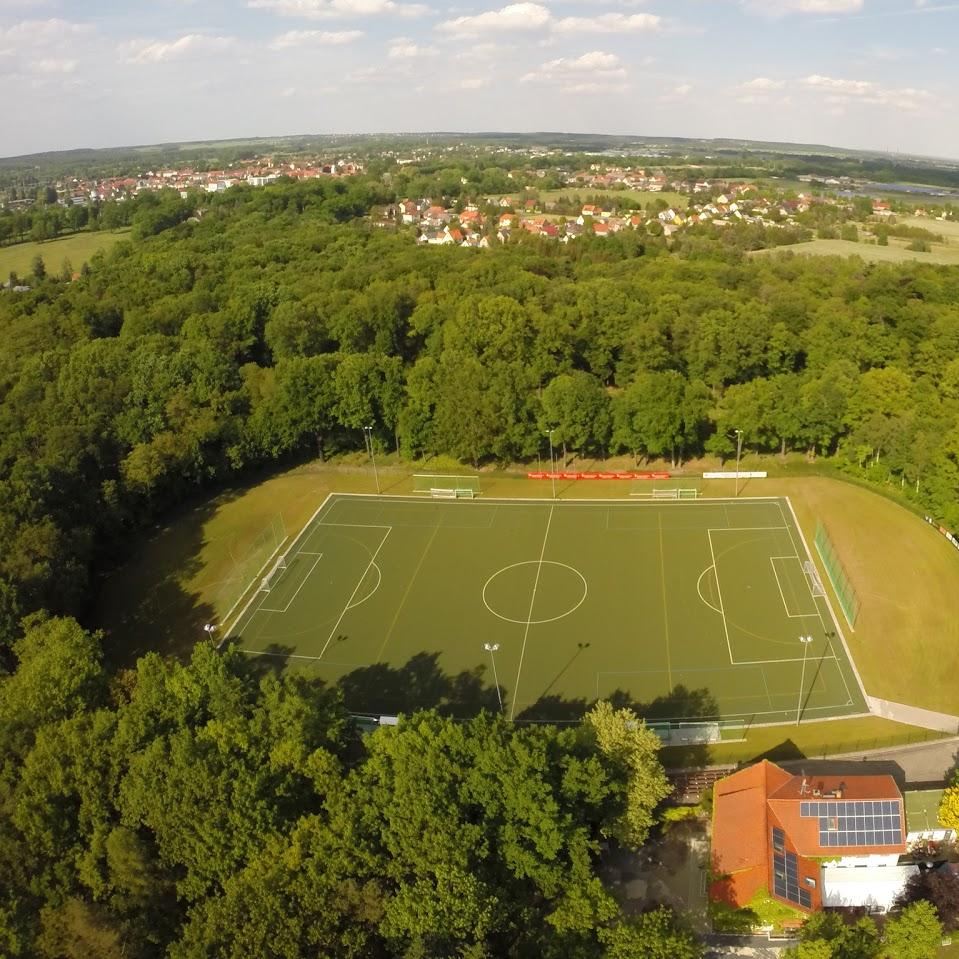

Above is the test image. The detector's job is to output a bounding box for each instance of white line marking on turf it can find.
[255,555,323,613]
[706,529,734,665]
[316,528,392,662]
[376,521,443,661]
[509,504,554,720]
[346,562,381,611]
[696,566,723,615]
[769,556,819,618]
[657,512,673,691]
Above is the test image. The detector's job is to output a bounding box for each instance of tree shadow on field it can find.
[91,492,228,669]
[336,651,503,717]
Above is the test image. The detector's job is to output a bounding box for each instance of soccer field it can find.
[227,494,867,724]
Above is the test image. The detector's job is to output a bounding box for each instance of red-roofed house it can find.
[711,760,911,917]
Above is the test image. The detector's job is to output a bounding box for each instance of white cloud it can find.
[521,50,628,93]
[740,76,785,92]
[553,12,662,33]
[248,0,428,20]
[660,82,692,102]
[388,36,437,57]
[437,2,550,35]
[0,18,92,79]
[34,57,77,73]
[801,73,934,111]
[270,28,363,47]
[458,76,489,89]
[742,0,863,13]
[120,34,238,64]
[0,17,91,45]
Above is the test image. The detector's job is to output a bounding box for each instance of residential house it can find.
[711,761,924,919]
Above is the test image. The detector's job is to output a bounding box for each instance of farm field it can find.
[751,236,959,266]
[0,229,129,277]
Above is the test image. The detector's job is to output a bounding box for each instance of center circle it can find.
[482,561,588,625]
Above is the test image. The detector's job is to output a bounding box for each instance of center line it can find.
[509,504,554,720]
[658,512,673,692]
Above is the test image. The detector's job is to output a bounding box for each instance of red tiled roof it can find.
[710,761,905,914]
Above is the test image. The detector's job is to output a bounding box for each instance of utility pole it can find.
[484,643,503,714]
[546,429,556,500]
[734,428,744,497]
[363,424,380,494]
[796,635,814,725]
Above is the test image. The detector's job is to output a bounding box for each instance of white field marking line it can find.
[219,535,289,633]
[223,491,337,643]
[317,522,392,530]
[509,504,554,721]
[706,526,844,669]
[657,512,673,691]
[316,527,393,662]
[482,561,588,625]
[781,497,862,707]
[695,566,723,615]
[760,665,773,708]
[325,492,786,506]
[346,562,381,611]
[375,520,443,661]
[706,529,734,664]
[257,555,324,614]
[769,556,820,619]
[297,551,324,555]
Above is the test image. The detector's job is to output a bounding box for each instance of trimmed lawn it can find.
[0,230,129,278]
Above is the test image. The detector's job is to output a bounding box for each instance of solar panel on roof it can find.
[771,830,808,908]
[800,799,902,847]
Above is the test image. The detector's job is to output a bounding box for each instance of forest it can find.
[2,173,959,955]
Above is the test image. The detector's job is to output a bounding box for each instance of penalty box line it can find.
[315,526,393,662]
[706,527,841,669]
[257,554,324,614]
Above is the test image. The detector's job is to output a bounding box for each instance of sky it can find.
[0,0,957,160]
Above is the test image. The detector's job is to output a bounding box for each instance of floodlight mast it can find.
[484,643,504,713]
[733,429,744,497]
[796,635,814,725]
[363,425,380,494]
[546,429,556,500]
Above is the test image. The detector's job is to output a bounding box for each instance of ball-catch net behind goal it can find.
[412,474,481,499]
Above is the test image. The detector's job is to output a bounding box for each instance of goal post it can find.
[413,474,481,496]
[259,553,289,593]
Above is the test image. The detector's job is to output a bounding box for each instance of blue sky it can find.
[0,0,956,159]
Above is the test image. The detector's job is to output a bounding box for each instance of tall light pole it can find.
[484,643,503,713]
[363,425,380,494]
[203,623,217,647]
[546,428,556,500]
[796,635,814,725]
[733,428,744,497]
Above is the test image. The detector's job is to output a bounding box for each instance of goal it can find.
[430,487,474,499]
[803,560,826,598]
[650,487,699,500]
[259,553,288,592]
[413,474,481,497]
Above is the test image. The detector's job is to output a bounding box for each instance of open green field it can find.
[0,229,129,278]
[751,237,959,266]
[535,187,688,211]
[226,493,865,724]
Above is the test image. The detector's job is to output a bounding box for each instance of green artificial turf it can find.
[227,493,866,724]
